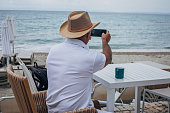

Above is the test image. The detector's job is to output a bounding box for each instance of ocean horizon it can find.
[0,10,170,53]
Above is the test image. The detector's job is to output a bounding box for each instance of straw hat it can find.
[60,11,100,38]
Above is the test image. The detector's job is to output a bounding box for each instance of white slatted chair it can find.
[142,88,170,113]
[16,57,37,93]
[142,67,170,113]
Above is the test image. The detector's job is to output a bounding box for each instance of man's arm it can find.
[102,31,112,67]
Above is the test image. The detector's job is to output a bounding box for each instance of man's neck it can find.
[77,37,88,45]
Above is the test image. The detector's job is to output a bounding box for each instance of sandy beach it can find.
[112,51,170,66]
[1,50,170,98]
[32,51,170,67]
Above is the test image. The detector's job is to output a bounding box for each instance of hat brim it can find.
[60,21,100,38]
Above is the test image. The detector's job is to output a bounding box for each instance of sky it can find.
[1,0,170,13]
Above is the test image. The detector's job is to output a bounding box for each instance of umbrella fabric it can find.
[6,16,16,43]
[1,20,12,57]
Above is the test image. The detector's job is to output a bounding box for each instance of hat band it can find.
[68,24,93,32]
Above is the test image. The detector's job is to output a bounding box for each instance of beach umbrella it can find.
[1,20,12,65]
[6,16,17,54]
[1,16,17,65]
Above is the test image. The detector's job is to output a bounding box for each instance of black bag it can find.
[28,62,48,91]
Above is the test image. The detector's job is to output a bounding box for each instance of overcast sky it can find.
[1,0,170,13]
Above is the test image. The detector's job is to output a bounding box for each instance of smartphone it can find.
[91,29,107,37]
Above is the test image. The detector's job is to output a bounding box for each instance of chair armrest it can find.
[32,90,48,113]
[92,83,102,96]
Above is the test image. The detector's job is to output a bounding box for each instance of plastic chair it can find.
[16,57,37,93]
[142,88,170,113]
[6,64,47,113]
[142,69,170,113]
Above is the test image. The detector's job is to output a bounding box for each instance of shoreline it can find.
[1,49,170,66]
[111,49,170,52]
[1,49,170,54]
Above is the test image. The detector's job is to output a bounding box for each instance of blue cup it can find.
[115,67,124,79]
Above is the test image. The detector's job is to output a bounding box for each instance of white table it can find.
[93,63,170,112]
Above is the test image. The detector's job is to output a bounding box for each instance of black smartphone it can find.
[91,29,107,37]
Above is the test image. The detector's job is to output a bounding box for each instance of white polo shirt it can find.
[46,38,106,113]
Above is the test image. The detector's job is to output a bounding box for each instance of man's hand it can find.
[102,30,112,67]
[102,31,111,44]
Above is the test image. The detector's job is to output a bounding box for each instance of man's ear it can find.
[88,32,91,40]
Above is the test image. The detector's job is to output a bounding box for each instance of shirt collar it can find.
[64,38,89,50]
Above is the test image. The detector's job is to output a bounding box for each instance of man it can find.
[46,11,112,113]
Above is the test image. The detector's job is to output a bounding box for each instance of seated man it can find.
[46,11,112,113]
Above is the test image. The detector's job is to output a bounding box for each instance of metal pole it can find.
[12,42,14,54]
[7,56,9,66]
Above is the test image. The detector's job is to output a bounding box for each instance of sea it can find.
[0,10,170,53]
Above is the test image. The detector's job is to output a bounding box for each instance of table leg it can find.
[107,88,115,112]
[135,86,142,113]
[168,101,170,113]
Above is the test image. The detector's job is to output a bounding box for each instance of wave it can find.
[25,39,57,44]
[89,45,101,49]
[164,47,170,49]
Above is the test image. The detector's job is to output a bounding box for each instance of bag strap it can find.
[34,62,38,68]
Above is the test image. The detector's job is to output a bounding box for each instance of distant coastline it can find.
[0,9,170,15]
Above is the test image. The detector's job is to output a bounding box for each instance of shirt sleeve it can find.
[92,52,106,73]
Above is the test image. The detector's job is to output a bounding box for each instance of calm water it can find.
[0,10,170,52]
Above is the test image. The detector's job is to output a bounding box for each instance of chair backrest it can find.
[6,64,37,113]
[16,57,37,93]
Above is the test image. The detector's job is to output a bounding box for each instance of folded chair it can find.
[6,64,47,113]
